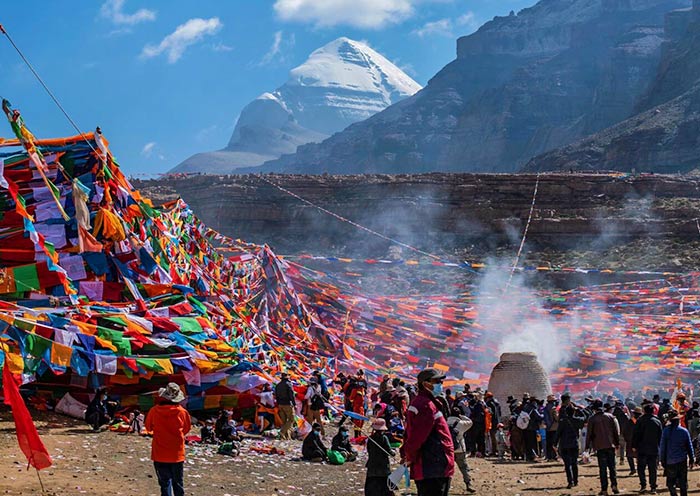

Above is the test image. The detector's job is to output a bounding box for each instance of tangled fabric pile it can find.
[0,100,699,417]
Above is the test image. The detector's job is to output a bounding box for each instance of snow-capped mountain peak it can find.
[171,37,421,174]
[288,37,421,98]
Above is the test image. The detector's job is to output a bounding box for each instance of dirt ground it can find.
[1,410,698,496]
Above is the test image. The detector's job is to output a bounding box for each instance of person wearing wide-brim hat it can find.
[144,382,191,496]
[660,409,694,496]
[365,418,396,496]
[400,368,455,496]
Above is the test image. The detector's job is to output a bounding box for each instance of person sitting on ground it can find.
[387,410,405,444]
[201,419,217,444]
[331,425,358,461]
[219,411,242,443]
[301,423,328,462]
[215,409,231,440]
[365,418,396,496]
[85,388,111,432]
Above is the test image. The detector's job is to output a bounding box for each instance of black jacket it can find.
[486,398,501,427]
[632,413,663,456]
[331,432,355,453]
[524,402,543,431]
[302,432,328,460]
[275,379,295,406]
[366,432,395,477]
[557,408,585,450]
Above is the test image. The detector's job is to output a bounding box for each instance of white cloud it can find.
[212,42,234,52]
[457,12,478,30]
[412,18,453,38]
[141,142,156,158]
[141,18,222,63]
[100,0,156,25]
[259,31,295,65]
[412,11,478,38]
[273,0,415,29]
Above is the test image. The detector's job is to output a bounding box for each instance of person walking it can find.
[632,403,663,494]
[275,372,296,440]
[660,410,695,496]
[612,400,636,475]
[557,397,586,489]
[447,406,476,493]
[586,399,621,495]
[144,383,191,496]
[400,368,455,496]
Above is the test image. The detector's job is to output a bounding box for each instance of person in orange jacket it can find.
[145,383,192,496]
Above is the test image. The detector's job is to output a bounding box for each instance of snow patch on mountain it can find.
[171,37,421,174]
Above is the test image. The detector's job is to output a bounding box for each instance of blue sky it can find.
[0,0,532,175]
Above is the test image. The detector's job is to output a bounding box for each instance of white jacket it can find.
[447,415,473,453]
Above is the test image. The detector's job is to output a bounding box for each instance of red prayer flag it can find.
[2,361,52,470]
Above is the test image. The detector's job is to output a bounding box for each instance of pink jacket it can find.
[401,389,455,480]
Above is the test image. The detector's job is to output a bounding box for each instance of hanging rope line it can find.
[257,174,446,262]
[506,173,540,289]
[0,23,98,156]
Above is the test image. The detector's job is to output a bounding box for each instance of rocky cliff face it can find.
[525,2,700,172]
[172,38,421,174]
[135,173,700,273]
[262,0,688,174]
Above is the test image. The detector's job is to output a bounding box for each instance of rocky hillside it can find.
[172,38,420,174]
[135,173,700,274]
[525,1,700,172]
[261,0,689,174]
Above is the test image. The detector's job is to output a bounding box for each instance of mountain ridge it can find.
[260,0,689,174]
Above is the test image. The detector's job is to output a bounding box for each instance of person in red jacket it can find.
[400,368,455,496]
[145,382,192,496]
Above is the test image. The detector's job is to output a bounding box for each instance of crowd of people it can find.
[109,370,700,496]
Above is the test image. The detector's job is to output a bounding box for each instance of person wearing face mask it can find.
[400,368,455,496]
[301,423,328,463]
[332,425,358,461]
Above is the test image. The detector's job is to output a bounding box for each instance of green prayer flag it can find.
[12,263,40,291]
[25,333,51,358]
[172,317,203,334]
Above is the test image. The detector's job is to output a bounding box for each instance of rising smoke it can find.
[473,259,577,373]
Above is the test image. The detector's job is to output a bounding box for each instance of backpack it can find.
[311,393,325,411]
[217,442,239,456]
[326,449,346,465]
[516,410,531,430]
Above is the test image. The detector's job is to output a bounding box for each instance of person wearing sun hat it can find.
[400,367,455,496]
[365,417,396,496]
[660,409,694,496]
[144,382,191,496]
